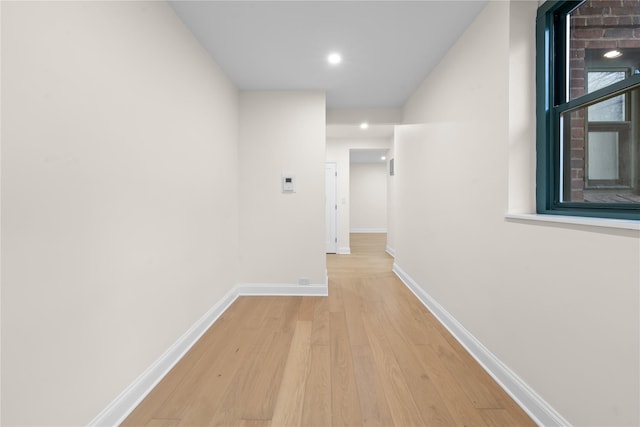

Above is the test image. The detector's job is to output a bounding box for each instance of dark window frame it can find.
[536,0,640,220]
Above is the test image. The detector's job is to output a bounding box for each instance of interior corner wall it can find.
[397,1,639,426]
[0,2,4,424]
[238,92,326,285]
[1,2,240,425]
[350,162,387,232]
[386,137,397,254]
[325,138,391,253]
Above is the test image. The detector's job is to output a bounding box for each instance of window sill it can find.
[505,213,640,231]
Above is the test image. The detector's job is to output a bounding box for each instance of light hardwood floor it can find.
[122,234,535,426]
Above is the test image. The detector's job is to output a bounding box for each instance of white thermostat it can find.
[282,174,296,193]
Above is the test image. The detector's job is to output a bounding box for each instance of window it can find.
[536,0,640,219]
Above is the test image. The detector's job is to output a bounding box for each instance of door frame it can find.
[325,162,338,253]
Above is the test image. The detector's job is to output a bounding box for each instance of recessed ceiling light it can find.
[360,122,369,129]
[604,49,622,59]
[327,53,342,65]
[381,156,386,161]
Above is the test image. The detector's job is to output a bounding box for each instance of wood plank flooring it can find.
[122,234,535,426]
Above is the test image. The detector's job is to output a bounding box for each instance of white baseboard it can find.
[88,279,327,426]
[350,228,387,233]
[87,287,239,427]
[392,263,571,427]
[385,245,395,257]
[338,247,351,255]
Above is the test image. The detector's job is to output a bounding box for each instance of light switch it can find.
[282,174,296,193]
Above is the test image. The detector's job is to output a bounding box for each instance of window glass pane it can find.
[561,109,588,202]
[587,71,626,121]
[588,131,619,179]
[560,87,639,204]
[568,0,640,101]
[588,93,625,121]
[588,71,625,92]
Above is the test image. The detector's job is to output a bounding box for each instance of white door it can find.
[325,162,338,253]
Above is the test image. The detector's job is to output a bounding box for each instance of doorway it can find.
[325,162,338,253]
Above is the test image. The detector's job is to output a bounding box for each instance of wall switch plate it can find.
[282,174,296,193]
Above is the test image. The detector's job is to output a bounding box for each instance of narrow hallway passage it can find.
[122,234,535,426]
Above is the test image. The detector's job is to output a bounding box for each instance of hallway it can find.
[122,234,534,426]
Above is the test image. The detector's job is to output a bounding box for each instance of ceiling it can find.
[169,1,487,110]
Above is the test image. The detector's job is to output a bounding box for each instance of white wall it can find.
[1,2,239,425]
[396,2,639,426]
[326,138,390,253]
[386,140,397,255]
[350,162,387,232]
[326,108,402,125]
[239,92,326,285]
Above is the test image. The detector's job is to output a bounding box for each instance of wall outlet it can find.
[298,277,310,286]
